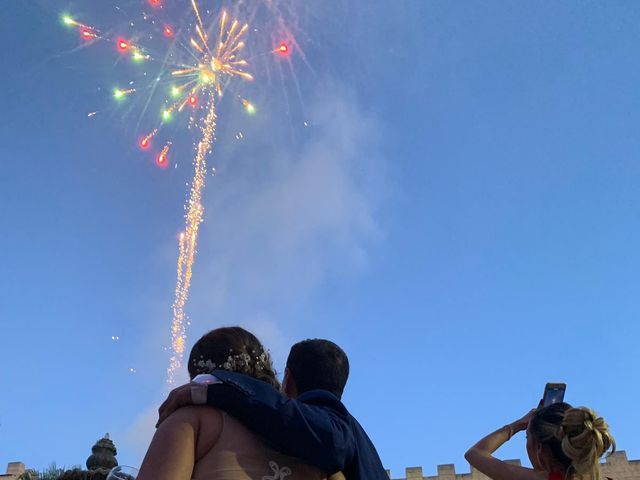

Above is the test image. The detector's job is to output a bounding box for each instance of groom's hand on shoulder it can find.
[157,382,207,427]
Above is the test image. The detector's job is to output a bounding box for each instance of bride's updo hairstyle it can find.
[187,326,279,389]
[529,402,615,480]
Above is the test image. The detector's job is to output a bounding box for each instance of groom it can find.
[158,338,388,480]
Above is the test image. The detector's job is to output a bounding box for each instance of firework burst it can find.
[63,1,261,384]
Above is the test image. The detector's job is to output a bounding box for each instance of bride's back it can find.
[192,408,332,480]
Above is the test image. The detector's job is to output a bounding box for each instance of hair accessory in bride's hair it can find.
[192,349,271,375]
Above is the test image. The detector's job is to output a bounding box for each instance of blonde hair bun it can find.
[561,407,616,477]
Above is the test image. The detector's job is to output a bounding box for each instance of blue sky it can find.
[1,1,639,477]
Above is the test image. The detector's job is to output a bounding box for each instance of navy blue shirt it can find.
[205,370,388,480]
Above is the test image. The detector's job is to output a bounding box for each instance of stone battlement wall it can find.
[5,449,639,480]
[388,451,640,480]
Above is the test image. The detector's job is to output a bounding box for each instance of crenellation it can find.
[4,450,639,480]
[388,451,639,480]
[607,450,628,464]
[438,464,456,473]
[0,462,26,480]
[406,466,424,480]
[601,451,640,480]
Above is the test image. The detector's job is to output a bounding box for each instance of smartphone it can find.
[543,383,566,407]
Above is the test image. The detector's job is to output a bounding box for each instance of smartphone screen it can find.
[543,383,566,407]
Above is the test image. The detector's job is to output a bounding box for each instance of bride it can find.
[137,326,342,480]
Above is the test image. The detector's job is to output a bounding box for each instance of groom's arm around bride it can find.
[158,339,388,480]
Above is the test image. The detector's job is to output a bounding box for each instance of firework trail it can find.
[166,2,255,384]
[169,89,215,384]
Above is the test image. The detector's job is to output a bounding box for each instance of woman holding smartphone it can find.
[465,402,615,480]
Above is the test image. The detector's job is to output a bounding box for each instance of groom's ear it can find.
[282,368,298,399]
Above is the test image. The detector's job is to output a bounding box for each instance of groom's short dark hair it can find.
[286,339,349,399]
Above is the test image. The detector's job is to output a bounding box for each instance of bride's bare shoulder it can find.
[167,406,225,460]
